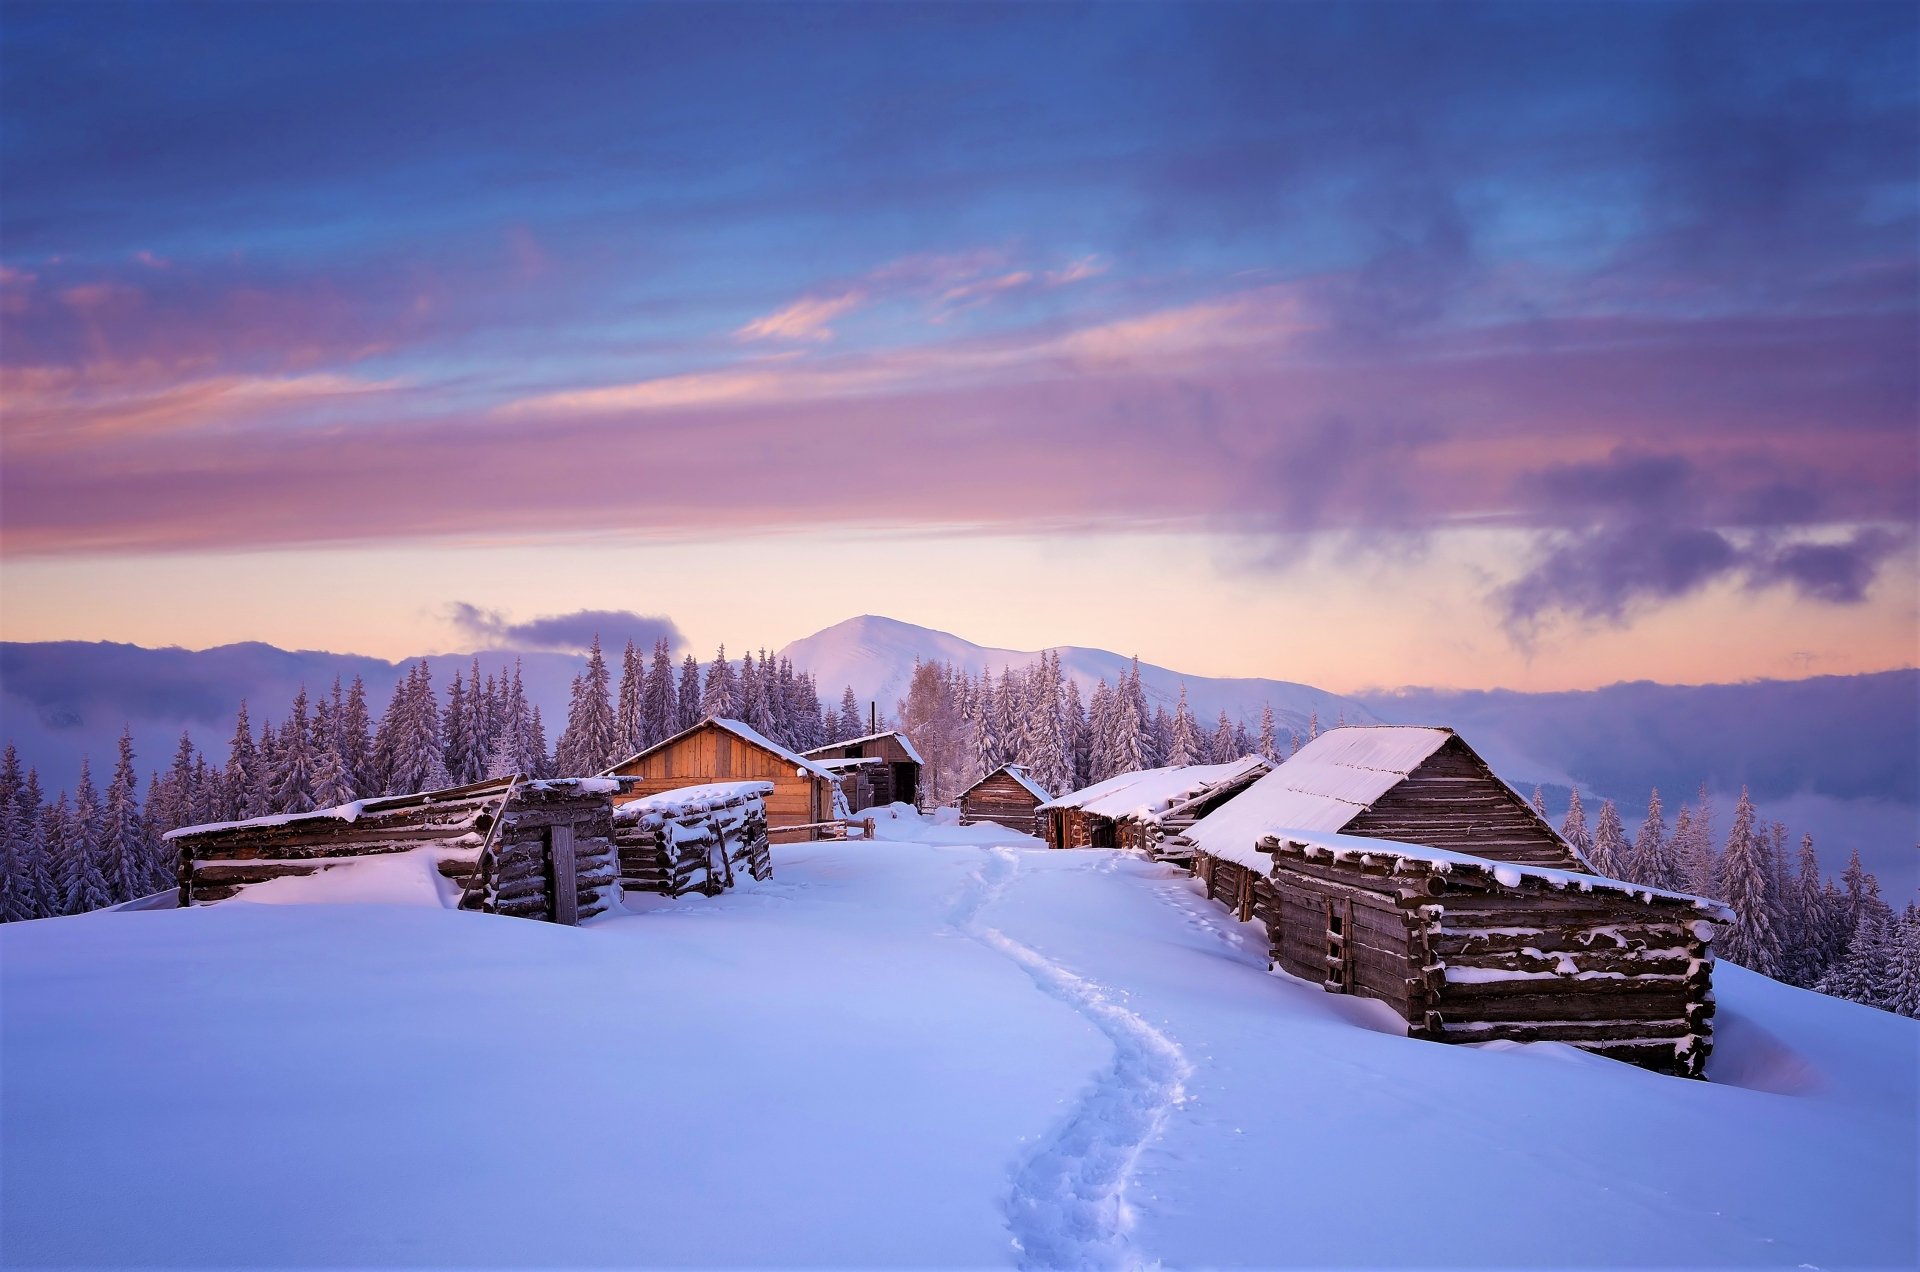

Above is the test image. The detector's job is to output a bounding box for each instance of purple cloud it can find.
[446,604,682,655]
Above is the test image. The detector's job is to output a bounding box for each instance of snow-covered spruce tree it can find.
[836,685,862,743]
[223,701,262,822]
[974,675,1007,775]
[1306,709,1320,742]
[643,638,677,748]
[102,730,148,903]
[676,656,703,732]
[1149,707,1173,768]
[337,677,375,796]
[1109,671,1146,776]
[701,646,738,718]
[1886,907,1920,1018]
[443,673,472,785]
[60,767,111,915]
[1677,785,1718,897]
[11,769,51,920]
[1025,653,1073,797]
[1717,788,1783,977]
[1084,679,1112,780]
[0,758,23,922]
[1168,686,1199,767]
[741,650,779,740]
[1531,786,1548,820]
[1817,883,1895,1009]
[1210,711,1235,764]
[616,640,644,757]
[1779,834,1833,987]
[555,637,618,775]
[1628,789,1676,890]
[1560,787,1593,867]
[485,667,532,779]
[1258,704,1277,762]
[527,705,551,778]
[384,662,449,793]
[1588,799,1630,879]
[1064,678,1089,790]
[1287,728,1300,757]
[794,670,826,752]
[270,688,317,815]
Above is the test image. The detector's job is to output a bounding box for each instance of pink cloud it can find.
[734,290,867,343]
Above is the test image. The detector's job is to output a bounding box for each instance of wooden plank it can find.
[550,823,577,926]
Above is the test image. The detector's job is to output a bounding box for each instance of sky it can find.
[2,1,1915,693]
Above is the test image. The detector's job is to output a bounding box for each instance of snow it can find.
[1260,827,1735,919]
[2,812,1912,1269]
[163,797,374,840]
[611,779,774,821]
[1038,756,1269,821]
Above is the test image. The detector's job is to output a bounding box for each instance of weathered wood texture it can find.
[1341,736,1584,870]
[803,734,922,811]
[957,770,1044,833]
[614,789,773,898]
[1191,841,1720,1079]
[173,778,618,924]
[606,721,833,838]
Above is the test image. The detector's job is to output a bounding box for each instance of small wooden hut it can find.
[1180,726,1732,1077]
[801,730,924,811]
[1037,756,1270,854]
[955,764,1051,833]
[613,780,773,897]
[166,776,620,925]
[602,717,844,841]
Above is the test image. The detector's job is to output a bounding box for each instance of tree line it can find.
[0,636,863,921]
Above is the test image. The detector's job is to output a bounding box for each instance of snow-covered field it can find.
[3,811,1915,1269]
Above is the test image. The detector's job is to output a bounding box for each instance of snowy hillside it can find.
[781,615,1373,736]
[3,820,1913,1269]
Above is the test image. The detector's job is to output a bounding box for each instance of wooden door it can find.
[1322,895,1353,993]
[550,823,578,926]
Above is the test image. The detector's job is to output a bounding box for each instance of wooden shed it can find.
[166,776,620,925]
[1036,756,1270,854]
[1179,726,1732,1077]
[602,716,844,841]
[802,730,924,811]
[955,764,1051,833]
[613,780,773,897]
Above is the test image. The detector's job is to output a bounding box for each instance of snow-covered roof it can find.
[1181,727,1453,861]
[813,756,883,772]
[604,716,840,782]
[164,775,619,841]
[1037,756,1270,821]
[1258,828,1734,921]
[802,730,926,767]
[964,763,1052,804]
[613,781,775,822]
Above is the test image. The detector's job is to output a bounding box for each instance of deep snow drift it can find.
[3,813,1914,1269]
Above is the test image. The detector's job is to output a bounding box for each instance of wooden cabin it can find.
[1180,726,1732,1077]
[166,776,620,925]
[602,717,844,841]
[956,764,1051,833]
[802,730,924,811]
[1037,756,1270,855]
[614,781,773,898]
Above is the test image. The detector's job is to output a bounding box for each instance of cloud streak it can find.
[445,604,683,655]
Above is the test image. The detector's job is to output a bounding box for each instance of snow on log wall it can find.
[613,782,773,897]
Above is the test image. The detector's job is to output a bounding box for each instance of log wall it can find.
[1341,736,1583,870]
[614,790,772,898]
[959,772,1043,833]
[608,724,830,836]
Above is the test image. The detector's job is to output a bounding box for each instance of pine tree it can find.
[270,688,318,815]
[616,640,645,757]
[527,705,550,778]
[1717,788,1783,977]
[1148,707,1172,768]
[1818,886,1895,1008]
[1560,787,1593,867]
[1307,709,1320,742]
[701,646,738,718]
[1531,786,1548,820]
[1168,686,1199,767]
[1085,679,1113,780]
[643,638,677,748]
[676,656,704,732]
[223,701,262,821]
[339,677,376,796]
[1108,670,1146,775]
[443,672,472,784]
[101,730,148,902]
[13,770,52,920]
[837,685,863,743]
[1781,834,1834,988]
[383,662,449,793]
[1210,711,1236,764]
[1588,799,1630,879]
[1063,678,1090,790]
[61,765,111,915]
[555,636,618,774]
[0,749,25,921]
[1628,788,1676,890]
[1677,785,1718,897]
[1885,908,1920,1018]
[1258,704,1277,762]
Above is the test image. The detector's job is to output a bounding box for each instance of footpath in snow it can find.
[2,808,1914,1269]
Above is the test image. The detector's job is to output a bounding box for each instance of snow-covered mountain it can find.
[780,615,1374,737]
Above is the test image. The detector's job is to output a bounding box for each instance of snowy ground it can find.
[3,811,1915,1269]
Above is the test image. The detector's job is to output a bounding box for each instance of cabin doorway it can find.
[891,762,918,809]
[1090,819,1116,849]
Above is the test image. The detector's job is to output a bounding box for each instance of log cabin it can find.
[1036,755,1270,854]
[955,764,1051,833]
[1179,726,1732,1077]
[165,776,620,924]
[602,717,845,841]
[613,780,773,897]
[802,730,924,811]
